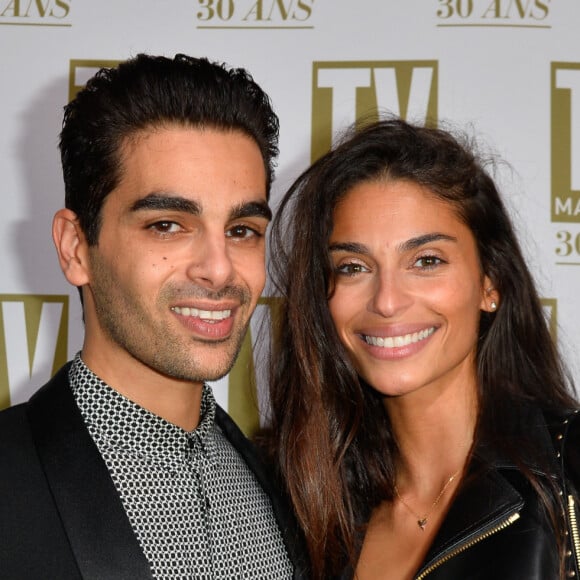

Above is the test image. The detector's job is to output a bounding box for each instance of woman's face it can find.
[327,179,497,399]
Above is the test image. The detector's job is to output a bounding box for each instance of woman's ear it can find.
[52,209,91,287]
[481,276,500,313]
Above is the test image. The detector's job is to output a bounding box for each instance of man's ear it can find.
[52,209,91,287]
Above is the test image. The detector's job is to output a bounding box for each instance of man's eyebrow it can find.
[229,200,272,222]
[130,193,201,215]
[129,194,271,222]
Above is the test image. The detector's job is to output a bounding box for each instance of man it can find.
[0,54,306,579]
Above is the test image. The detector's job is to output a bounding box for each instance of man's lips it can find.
[171,305,232,322]
[361,326,437,348]
[170,305,238,339]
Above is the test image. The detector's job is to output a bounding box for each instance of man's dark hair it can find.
[59,53,279,245]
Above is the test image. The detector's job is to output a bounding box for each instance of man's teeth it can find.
[365,327,435,348]
[172,306,231,321]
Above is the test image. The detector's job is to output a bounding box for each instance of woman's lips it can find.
[362,326,436,348]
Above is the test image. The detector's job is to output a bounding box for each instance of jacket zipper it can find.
[415,512,521,579]
[568,495,580,572]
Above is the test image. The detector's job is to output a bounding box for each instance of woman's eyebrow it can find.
[398,233,457,252]
[328,242,370,254]
[329,233,457,254]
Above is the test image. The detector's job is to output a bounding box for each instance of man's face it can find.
[81,126,269,387]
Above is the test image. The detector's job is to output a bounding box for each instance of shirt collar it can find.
[69,353,219,469]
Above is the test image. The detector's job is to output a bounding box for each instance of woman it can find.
[266,118,580,579]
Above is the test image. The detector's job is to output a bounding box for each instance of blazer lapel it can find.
[215,405,310,579]
[27,364,154,580]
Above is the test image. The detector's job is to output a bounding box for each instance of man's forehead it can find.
[105,126,268,215]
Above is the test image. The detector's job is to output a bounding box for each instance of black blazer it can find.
[0,363,308,579]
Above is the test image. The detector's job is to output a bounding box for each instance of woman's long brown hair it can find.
[266,119,577,578]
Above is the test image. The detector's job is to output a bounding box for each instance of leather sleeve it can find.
[563,411,580,488]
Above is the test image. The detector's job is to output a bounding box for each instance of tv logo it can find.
[0,295,68,409]
[220,297,281,436]
[552,63,580,223]
[541,298,557,340]
[312,61,438,161]
[68,60,121,101]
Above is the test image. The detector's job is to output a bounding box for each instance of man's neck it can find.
[79,348,204,431]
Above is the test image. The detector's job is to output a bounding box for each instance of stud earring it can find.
[490,301,497,311]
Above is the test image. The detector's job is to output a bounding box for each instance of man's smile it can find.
[171,306,232,321]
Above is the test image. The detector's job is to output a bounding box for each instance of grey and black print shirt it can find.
[69,354,293,580]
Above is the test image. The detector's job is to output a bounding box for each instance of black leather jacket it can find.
[339,406,580,579]
[411,406,580,579]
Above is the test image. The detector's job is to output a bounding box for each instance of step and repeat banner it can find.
[1,0,579,434]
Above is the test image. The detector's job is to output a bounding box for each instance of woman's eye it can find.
[414,255,443,269]
[335,262,369,276]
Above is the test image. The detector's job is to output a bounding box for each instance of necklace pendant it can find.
[418,518,427,530]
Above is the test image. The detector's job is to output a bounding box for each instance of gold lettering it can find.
[510,0,530,19]
[0,295,68,411]
[243,0,265,21]
[0,0,20,17]
[268,0,291,20]
[50,0,70,18]
[531,0,549,20]
[551,63,580,223]
[26,0,49,17]
[482,0,504,18]
[294,0,313,20]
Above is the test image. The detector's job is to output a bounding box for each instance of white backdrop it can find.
[1,0,579,434]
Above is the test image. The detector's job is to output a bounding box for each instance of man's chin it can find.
[195,334,248,381]
[166,330,247,382]
[180,352,241,384]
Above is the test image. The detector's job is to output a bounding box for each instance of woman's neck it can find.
[384,377,478,495]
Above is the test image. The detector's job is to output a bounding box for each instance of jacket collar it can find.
[417,404,559,576]
[27,363,154,580]
[417,463,524,576]
[215,405,311,579]
[27,363,310,580]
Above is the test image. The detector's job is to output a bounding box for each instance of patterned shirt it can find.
[69,354,293,580]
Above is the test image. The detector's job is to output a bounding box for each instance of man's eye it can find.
[149,221,181,233]
[226,225,260,239]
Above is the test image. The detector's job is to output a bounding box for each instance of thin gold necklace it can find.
[394,469,461,531]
